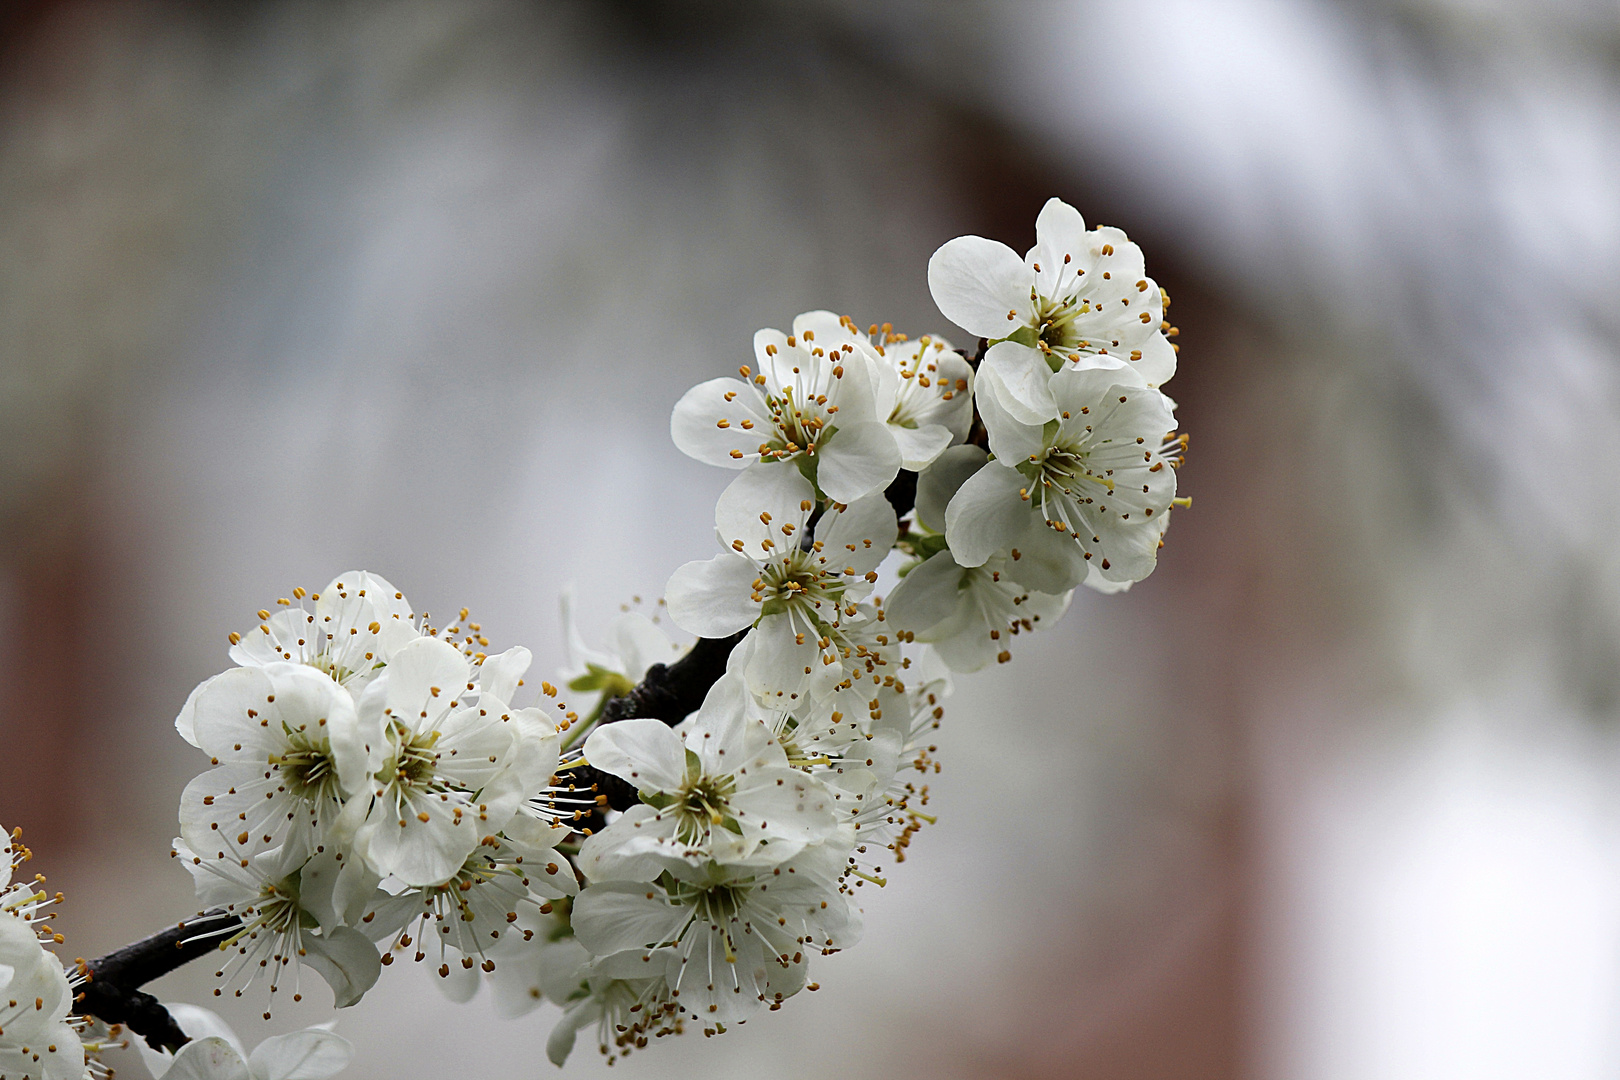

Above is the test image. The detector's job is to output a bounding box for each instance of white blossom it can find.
[178,663,375,880]
[340,637,559,888]
[0,876,82,1080]
[665,465,897,703]
[945,364,1180,592]
[137,1005,351,1080]
[541,945,681,1066]
[928,197,1175,425]
[370,815,577,979]
[670,312,901,503]
[577,676,837,880]
[178,573,420,747]
[170,839,381,1009]
[571,842,857,1028]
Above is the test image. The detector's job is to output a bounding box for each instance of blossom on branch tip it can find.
[927,197,1176,424]
[670,312,901,503]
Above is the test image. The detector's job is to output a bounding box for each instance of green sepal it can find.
[995,325,1039,349]
[567,663,635,698]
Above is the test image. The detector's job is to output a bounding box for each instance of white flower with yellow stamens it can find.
[577,675,837,882]
[178,662,376,880]
[945,363,1181,593]
[171,838,382,1010]
[928,197,1176,425]
[570,841,856,1030]
[0,830,82,1080]
[177,571,421,747]
[670,312,901,503]
[340,637,560,888]
[665,465,898,703]
[370,814,577,983]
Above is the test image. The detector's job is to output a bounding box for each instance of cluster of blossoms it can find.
[61,197,1183,1076]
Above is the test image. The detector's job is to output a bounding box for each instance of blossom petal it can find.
[665,554,762,638]
[573,882,689,956]
[382,637,470,734]
[816,420,901,503]
[670,377,769,468]
[927,235,1033,338]
[715,464,814,558]
[248,1029,354,1080]
[975,365,1048,462]
[814,490,899,576]
[162,1038,252,1080]
[943,462,1033,567]
[300,927,382,1009]
[885,550,970,637]
[915,445,988,532]
[979,341,1058,425]
[889,424,954,473]
[584,718,687,791]
[478,646,531,703]
[1028,196,1090,292]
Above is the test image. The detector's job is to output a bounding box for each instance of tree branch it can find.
[77,909,242,1051]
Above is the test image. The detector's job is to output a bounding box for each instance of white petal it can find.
[927,235,1033,338]
[915,445,988,532]
[889,423,954,472]
[670,377,769,468]
[163,1038,252,1080]
[979,341,1058,425]
[1001,519,1089,594]
[174,673,222,748]
[478,646,530,703]
[1028,197,1090,292]
[247,1029,353,1080]
[664,554,761,638]
[300,927,381,1009]
[943,462,1033,567]
[974,365,1048,463]
[572,883,688,956]
[715,464,814,559]
[814,421,901,504]
[814,490,899,576]
[584,718,687,791]
[884,551,969,637]
[382,637,469,733]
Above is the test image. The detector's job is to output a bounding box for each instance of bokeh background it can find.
[3,1,1619,1077]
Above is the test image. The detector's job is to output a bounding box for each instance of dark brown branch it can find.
[77,909,242,1051]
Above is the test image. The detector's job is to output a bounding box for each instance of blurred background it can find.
[3,1,1619,1077]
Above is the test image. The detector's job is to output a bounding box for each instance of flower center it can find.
[756,550,841,617]
[673,774,738,846]
[391,729,441,790]
[271,731,341,801]
[760,385,833,460]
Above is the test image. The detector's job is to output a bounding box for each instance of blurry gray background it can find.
[3,1,1619,1077]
